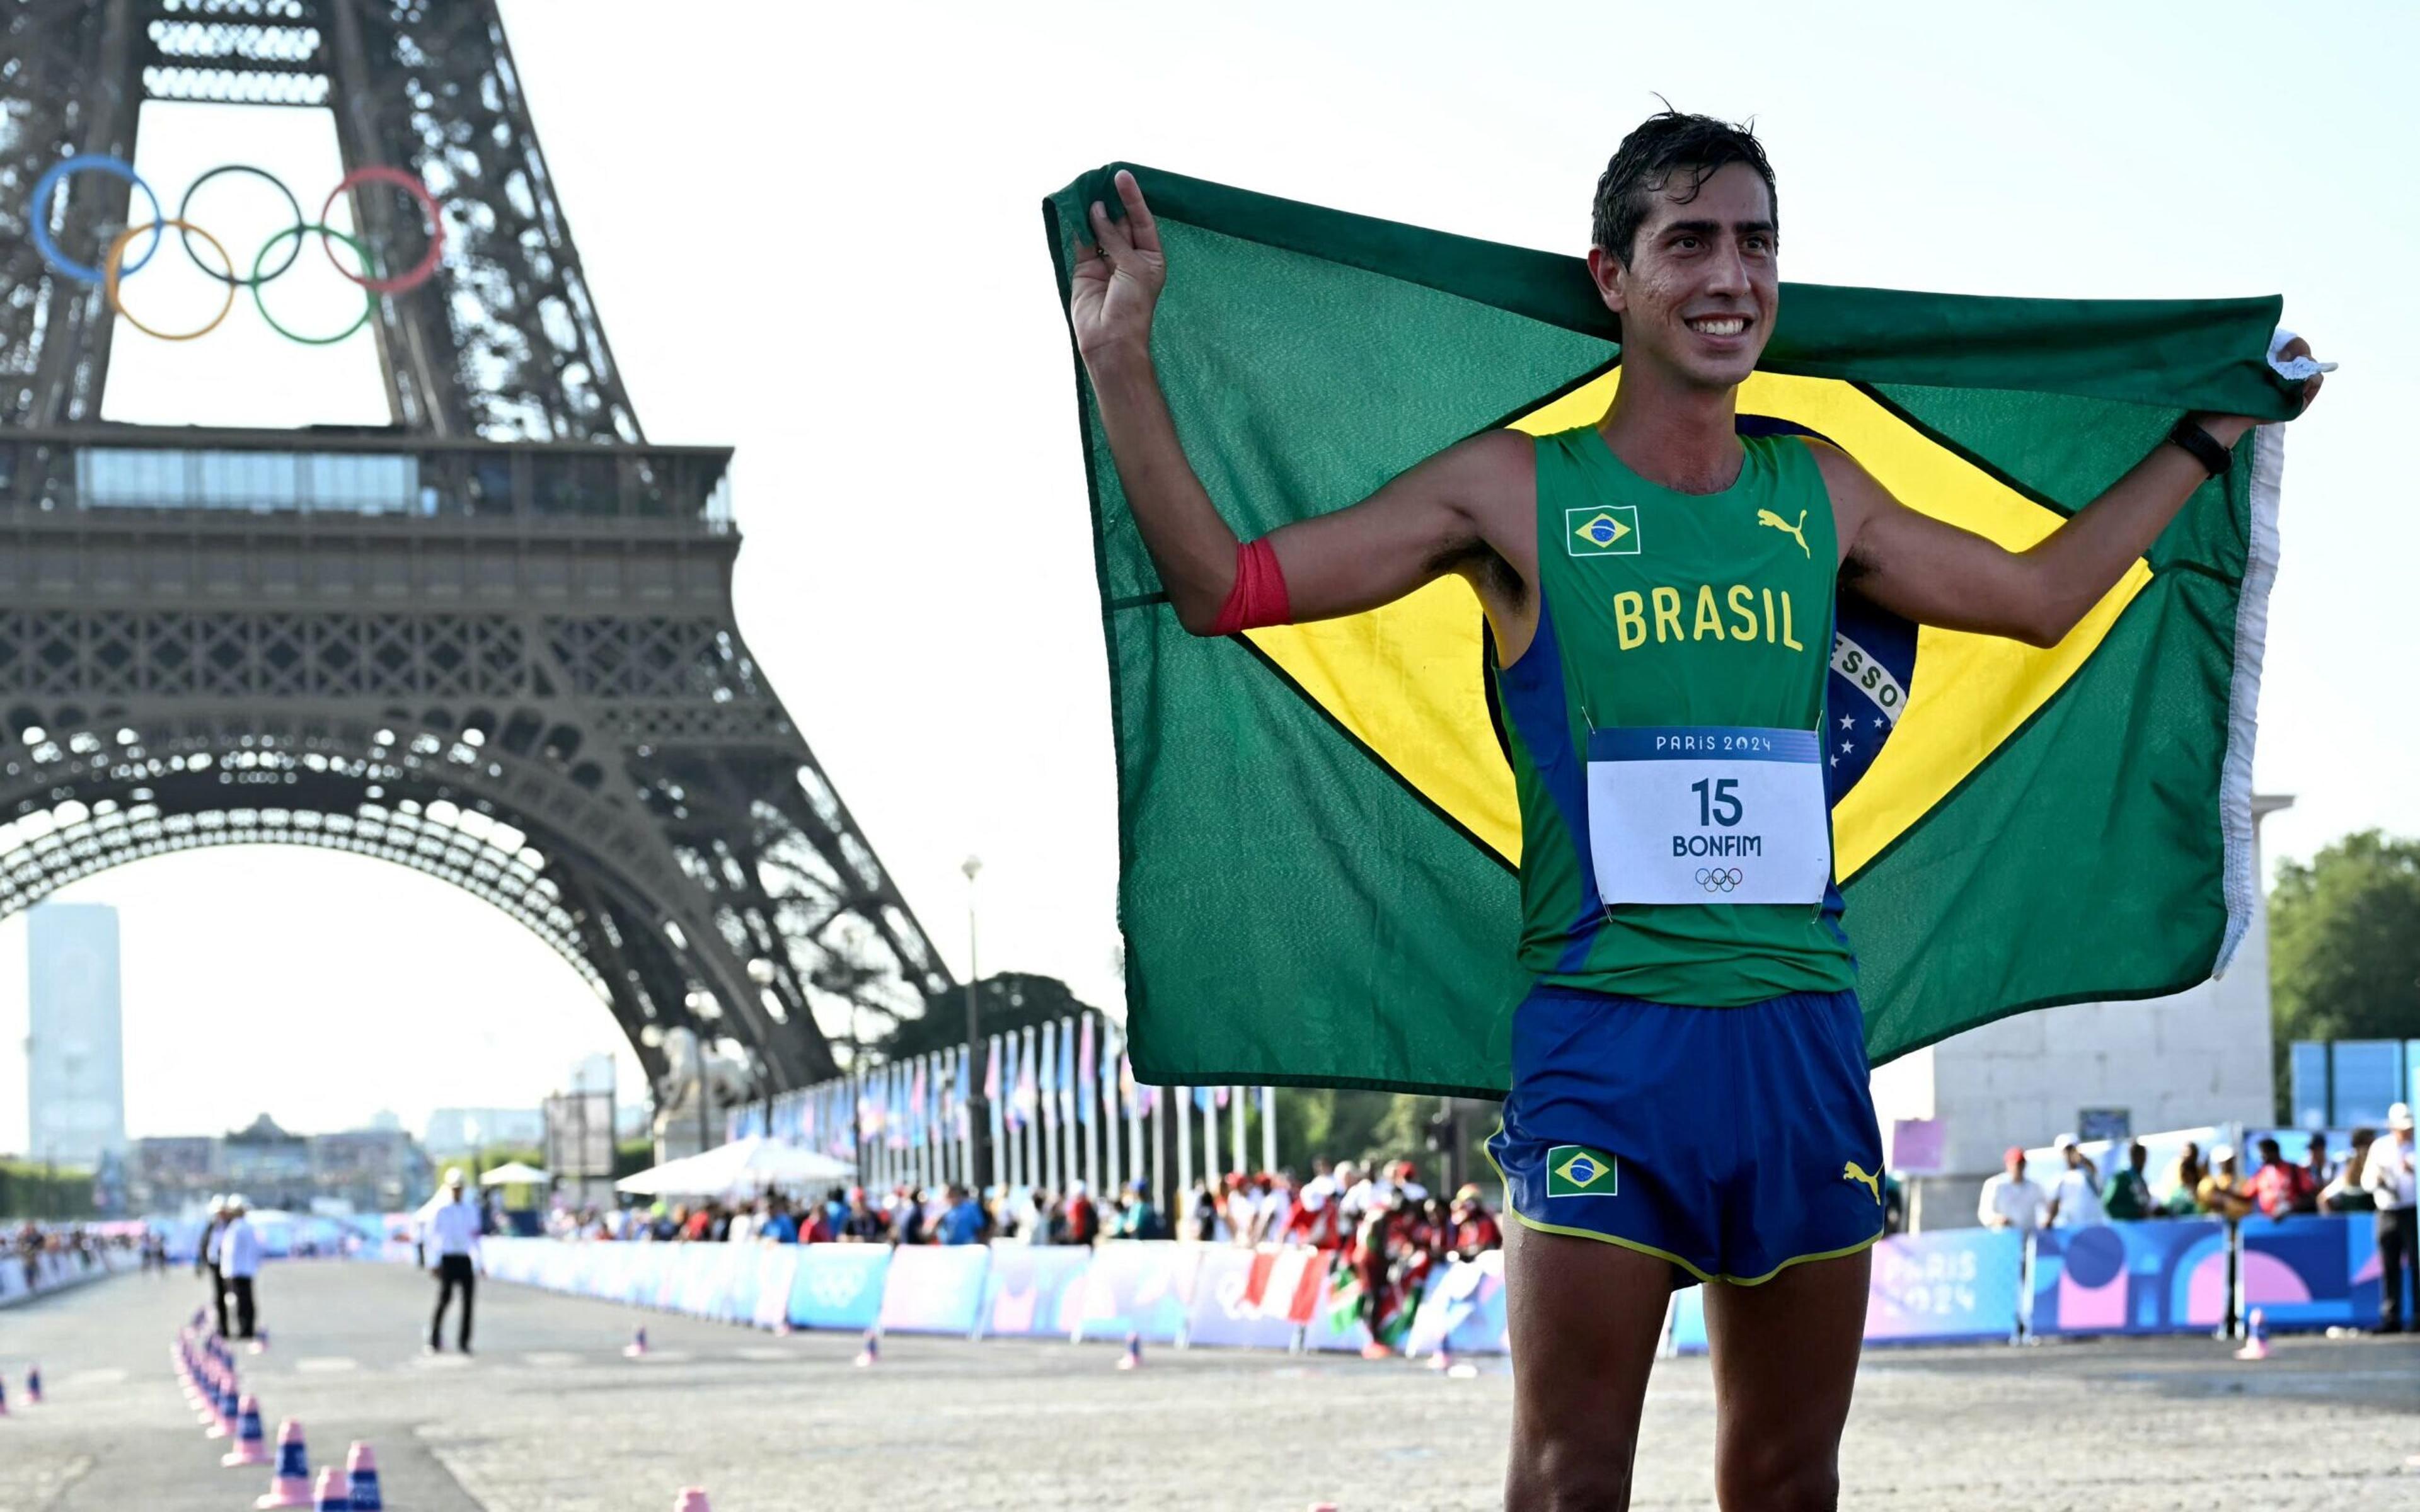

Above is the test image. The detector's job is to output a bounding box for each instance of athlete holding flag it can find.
[1068,112,2321,1507]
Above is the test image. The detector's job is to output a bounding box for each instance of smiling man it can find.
[1066,111,2320,1508]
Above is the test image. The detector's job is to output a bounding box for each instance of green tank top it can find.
[1491,425,1856,1005]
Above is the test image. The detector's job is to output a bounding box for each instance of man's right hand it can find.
[1070,169,1165,363]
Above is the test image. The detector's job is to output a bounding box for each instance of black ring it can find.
[176,164,304,289]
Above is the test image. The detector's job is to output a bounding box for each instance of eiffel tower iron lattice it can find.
[0,0,952,1094]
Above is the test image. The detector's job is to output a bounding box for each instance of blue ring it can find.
[30,154,163,285]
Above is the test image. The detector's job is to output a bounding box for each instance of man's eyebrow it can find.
[1658,218,1778,238]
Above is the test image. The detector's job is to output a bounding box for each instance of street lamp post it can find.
[962,856,988,1191]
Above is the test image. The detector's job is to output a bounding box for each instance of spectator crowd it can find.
[1976,1102,2417,1332]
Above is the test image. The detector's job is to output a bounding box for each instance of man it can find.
[935,1184,988,1246]
[1069,110,2320,1503]
[198,1194,232,1337]
[2301,1132,2333,1200]
[2321,1128,2377,1214]
[220,1195,263,1346]
[2361,1103,2417,1332]
[1063,1179,1100,1247]
[422,1168,484,1354]
[2044,1136,2107,1228]
[1449,1184,1504,1259]
[1977,1148,2048,1234]
[2196,1145,2256,1222]
[2101,1140,2156,1222]
[2248,1136,2317,1220]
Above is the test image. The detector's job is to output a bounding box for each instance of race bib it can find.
[1586,726,1831,905]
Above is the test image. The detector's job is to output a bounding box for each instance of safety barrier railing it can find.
[476,1211,2404,1361]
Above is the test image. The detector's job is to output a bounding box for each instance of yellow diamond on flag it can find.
[1574,511,1630,549]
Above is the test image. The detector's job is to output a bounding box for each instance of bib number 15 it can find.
[1690,777,1743,828]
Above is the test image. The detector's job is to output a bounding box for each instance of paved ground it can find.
[1,1263,2414,1510]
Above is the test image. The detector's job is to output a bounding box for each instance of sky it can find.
[1,1,2412,1148]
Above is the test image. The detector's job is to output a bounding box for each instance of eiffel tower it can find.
[0,0,952,1095]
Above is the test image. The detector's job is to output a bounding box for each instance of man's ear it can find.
[1586,245,1628,316]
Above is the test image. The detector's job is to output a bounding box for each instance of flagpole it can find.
[1148,1080,1164,1220]
[1260,1085,1277,1174]
[1103,1028,1122,1203]
[1232,1085,1247,1177]
[1023,1026,1041,1194]
[1175,1085,1192,1230]
[960,856,988,1195]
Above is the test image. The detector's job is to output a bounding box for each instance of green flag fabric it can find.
[1044,162,2297,1099]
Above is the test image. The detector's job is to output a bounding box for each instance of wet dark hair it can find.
[1591,108,1778,265]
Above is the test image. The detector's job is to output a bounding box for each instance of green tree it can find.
[2269,829,2420,1116]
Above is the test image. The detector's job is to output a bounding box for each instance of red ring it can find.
[317,165,446,294]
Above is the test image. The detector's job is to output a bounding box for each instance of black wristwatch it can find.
[2166,417,2232,478]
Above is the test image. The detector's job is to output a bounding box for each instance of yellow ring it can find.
[104,219,236,341]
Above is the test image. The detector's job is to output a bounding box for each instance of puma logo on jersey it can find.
[1841,1160,1882,1205]
[1757,507,1810,558]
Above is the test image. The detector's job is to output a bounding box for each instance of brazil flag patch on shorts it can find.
[1546,1144,1618,1198]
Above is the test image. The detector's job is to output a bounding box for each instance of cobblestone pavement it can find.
[1,1262,2414,1510]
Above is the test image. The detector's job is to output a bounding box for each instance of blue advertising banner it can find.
[1185,1246,1309,1350]
[879,1246,991,1335]
[1866,1229,2023,1344]
[1403,1251,1509,1358]
[2030,1218,2227,1336]
[979,1244,1095,1338]
[2238,1213,2382,1333]
[787,1244,891,1331]
[1066,1240,1199,1343]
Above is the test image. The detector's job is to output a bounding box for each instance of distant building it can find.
[130,1135,218,1211]
[422,1106,546,1157]
[310,1126,435,1212]
[25,902,126,1170]
[220,1113,313,1210]
[130,1121,436,1215]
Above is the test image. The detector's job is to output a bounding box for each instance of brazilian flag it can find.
[1044,163,2298,1098]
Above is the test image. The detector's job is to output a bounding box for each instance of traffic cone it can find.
[255,1419,315,1508]
[23,1364,39,1404]
[674,1491,713,1512]
[2234,1307,2271,1361]
[345,1442,381,1511]
[207,1378,241,1438]
[1116,1332,1142,1371]
[623,1326,648,1358]
[312,1465,350,1511]
[222,1395,270,1466]
[197,1366,226,1426]
[853,1329,879,1368]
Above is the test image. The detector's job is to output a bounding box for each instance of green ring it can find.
[249,221,378,345]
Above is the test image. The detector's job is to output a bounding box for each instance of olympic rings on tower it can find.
[24,154,446,343]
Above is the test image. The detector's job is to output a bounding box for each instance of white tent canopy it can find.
[614,1136,855,1198]
[478,1160,551,1186]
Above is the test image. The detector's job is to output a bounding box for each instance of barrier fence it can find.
[1,1244,139,1306]
[725,1012,1279,1220]
[480,1211,2403,1358]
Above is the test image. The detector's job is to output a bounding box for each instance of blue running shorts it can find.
[1486,983,1886,1286]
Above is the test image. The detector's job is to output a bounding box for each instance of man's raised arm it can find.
[1072,171,1520,636]
[1819,343,2322,647]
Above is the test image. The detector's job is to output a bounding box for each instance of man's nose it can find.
[1704,239,1751,295]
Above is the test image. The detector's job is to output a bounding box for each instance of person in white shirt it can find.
[1976,1146,2049,1233]
[219,1195,264,1344]
[422,1169,486,1354]
[2044,1135,2109,1228]
[200,1193,233,1337]
[2361,1103,2417,1333]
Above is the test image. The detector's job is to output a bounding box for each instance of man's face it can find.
[2062,1145,2082,1169]
[2005,1153,2025,1180]
[1591,161,1778,392]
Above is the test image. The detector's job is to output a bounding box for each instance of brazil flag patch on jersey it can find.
[1547,1145,1620,1199]
[1045,162,2298,1099]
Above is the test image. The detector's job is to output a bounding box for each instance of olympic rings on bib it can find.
[1693,868,1744,894]
[105,219,236,342]
[25,154,444,341]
